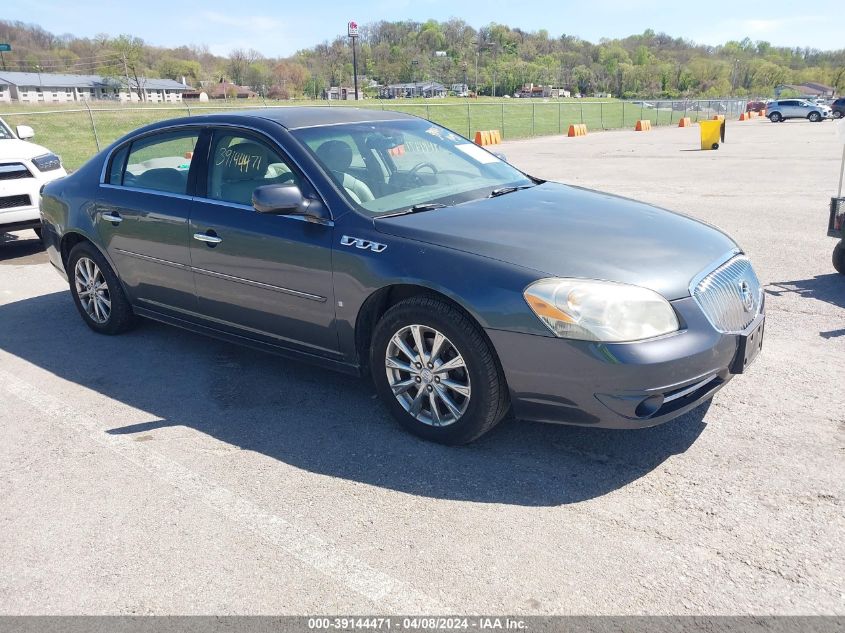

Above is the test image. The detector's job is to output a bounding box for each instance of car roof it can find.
[196,106,417,130]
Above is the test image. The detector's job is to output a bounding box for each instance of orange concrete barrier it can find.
[387,144,405,156]
[739,112,749,121]
[678,117,692,127]
[567,123,588,137]
[760,109,766,117]
[634,119,652,131]
[474,130,501,146]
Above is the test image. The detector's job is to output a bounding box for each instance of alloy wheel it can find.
[74,257,111,324]
[385,324,471,427]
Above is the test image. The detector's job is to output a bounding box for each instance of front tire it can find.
[808,112,821,123]
[370,296,509,444]
[67,242,137,334]
[769,112,782,122]
[833,242,845,276]
[833,111,843,119]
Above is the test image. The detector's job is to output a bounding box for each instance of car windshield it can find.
[0,119,14,140]
[292,119,534,216]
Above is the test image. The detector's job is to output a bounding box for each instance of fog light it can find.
[634,395,664,419]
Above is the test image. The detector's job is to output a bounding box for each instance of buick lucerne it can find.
[40,108,764,444]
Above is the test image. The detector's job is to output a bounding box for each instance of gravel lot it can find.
[0,117,842,615]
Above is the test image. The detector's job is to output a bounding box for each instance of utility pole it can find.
[122,53,132,101]
[348,21,359,100]
[731,58,739,94]
[492,44,498,98]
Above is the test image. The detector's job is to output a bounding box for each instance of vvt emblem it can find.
[738,280,754,312]
[340,235,387,253]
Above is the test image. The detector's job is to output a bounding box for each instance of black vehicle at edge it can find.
[39,107,765,444]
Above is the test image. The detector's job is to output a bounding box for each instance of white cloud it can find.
[200,11,284,33]
[740,16,822,34]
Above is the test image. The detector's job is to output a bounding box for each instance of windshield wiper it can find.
[489,184,535,198]
[378,203,449,218]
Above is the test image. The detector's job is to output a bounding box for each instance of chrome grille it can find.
[0,162,33,181]
[692,255,762,333]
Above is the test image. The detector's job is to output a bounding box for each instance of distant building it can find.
[184,80,257,100]
[516,84,570,99]
[775,82,836,99]
[381,82,447,99]
[450,83,469,97]
[0,71,190,104]
[324,86,362,101]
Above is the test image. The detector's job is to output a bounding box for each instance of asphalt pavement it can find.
[0,117,842,614]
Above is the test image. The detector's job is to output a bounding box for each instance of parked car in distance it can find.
[40,108,765,444]
[0,117,67,238]
[745,100,768,113]
[831,98,845,119]
[767,99,832,122]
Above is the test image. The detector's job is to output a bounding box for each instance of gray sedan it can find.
[39,108,765,444]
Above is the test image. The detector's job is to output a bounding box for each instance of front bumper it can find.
[487,297,761,429]
[0,163,66,229]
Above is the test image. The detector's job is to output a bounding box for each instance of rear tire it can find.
[712,143,719,150]
[769,112,782,122]
[833,242,845,276]
[67,242,137,335]
[370,296,509,445]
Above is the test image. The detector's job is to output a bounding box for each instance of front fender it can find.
[330,217,552,361]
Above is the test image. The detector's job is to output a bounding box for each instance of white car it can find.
[0,118,67,238]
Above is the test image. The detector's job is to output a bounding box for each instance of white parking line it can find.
[0,364,443,612]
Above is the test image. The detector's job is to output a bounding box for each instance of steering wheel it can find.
[408,162,439,177]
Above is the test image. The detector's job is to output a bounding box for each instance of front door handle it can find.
[101,212,122,224]
[193,231,222,245]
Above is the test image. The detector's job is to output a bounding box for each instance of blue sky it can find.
[3,0,841,57]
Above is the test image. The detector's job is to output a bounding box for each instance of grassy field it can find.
[0,97,740,170]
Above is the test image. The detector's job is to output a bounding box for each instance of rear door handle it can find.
[101,212,122,224]
[193,232,222,245]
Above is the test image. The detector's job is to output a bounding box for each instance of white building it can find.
[381,82,447,99]
[0,71,191,104]
[325,86,362,101]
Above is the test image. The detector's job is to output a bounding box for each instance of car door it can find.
[188,127,339,357]
[780,100,799,118]
[97,128,200,315]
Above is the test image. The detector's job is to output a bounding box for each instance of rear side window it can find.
[116,130,199,195]
[107,145,129,185]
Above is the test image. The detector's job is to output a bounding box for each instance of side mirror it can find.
[16,125,34,140]
[252,184,331,224]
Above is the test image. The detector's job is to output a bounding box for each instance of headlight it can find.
[523,278,680,342]
[31,153,62,172]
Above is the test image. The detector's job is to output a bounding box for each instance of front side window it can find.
[207,132,299,206]
[293,119,534,215]
[116,130,199,194]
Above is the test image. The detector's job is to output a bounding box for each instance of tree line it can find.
[1,18,843,100]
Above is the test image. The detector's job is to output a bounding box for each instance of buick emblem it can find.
[738,280,754,312]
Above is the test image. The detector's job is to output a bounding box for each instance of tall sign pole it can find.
[0,44,11,72]
[348,21,359,101]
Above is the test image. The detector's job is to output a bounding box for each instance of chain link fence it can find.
[1,99,748,170]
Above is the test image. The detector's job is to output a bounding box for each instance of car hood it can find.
[0,138,53,161]
[374,182,738,300]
